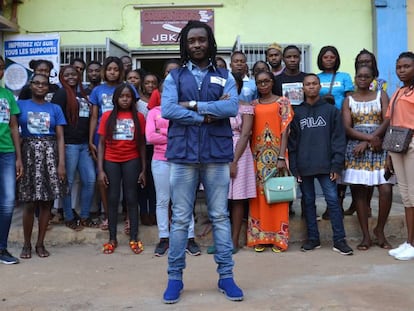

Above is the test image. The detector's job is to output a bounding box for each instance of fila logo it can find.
[300,116,327,129]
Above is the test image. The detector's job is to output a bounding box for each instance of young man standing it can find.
[274,45,307,106]
[161,21,244,304]
[266,42,284,76]
[288,73,353,256]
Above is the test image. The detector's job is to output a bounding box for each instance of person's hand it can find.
[58,164,66,182]
[138,171,147,188]
[369,135,382,152]
[89,143,97,161]
[384,154,394,174]
[276,159,287,171]
[98,171,109,188]
[353,141,368,156]
[15,159,23,180]
[230,162,238,178]
[297,176,302,183]
[330,172,339,181]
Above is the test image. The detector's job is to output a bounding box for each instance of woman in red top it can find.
[97,83,146,254]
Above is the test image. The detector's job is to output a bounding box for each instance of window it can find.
[239,43,311,74]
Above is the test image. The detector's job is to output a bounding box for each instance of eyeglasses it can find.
[256,79,272,85]
[31,81,49,87]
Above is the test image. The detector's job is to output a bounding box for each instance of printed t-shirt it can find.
[98,110,145,162]
[17,99,67,137]
[0,87,20,152]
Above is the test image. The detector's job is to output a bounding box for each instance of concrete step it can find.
[8,187,406,248]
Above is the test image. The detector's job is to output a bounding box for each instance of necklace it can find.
[258,95,279,104]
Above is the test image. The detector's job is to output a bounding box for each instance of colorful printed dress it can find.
[247,97,294,251]
[342,91,395,185]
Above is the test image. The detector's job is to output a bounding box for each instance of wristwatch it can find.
[189,100,197,110]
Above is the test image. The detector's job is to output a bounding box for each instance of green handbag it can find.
[263,168,297,204]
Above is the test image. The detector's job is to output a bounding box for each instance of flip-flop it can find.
[20,245,32,259]
[254,245,265,252]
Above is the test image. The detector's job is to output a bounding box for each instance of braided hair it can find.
[354,49,379,78]
[178,20,217,67]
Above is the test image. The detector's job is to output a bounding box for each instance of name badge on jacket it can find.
[210,76,226,87]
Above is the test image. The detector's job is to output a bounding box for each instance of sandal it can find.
[271,246,282,253]
[65,219,84,231]
[35,245,50,258]
[124,219,130,235]
[100,218,109,231]
[129,240,144,254]
[102,240,117,254]
[254,245,265,252]
[20,244,32,259]
[80,217,100,228]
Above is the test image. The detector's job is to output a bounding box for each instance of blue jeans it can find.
[168,163,234,280]
[152,160,195,239]
[0,152,16,250]
[300,174,346,243]
[63,144,96,221]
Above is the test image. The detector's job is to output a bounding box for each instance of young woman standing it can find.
[387,52,414,260]
[52,65,97,230]
[18,73,68,259]
[342,65,393,250]
[98,83,146,254]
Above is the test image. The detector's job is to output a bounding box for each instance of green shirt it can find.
[0,87,20,153]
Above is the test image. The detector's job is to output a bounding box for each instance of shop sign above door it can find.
[141,9,214,45]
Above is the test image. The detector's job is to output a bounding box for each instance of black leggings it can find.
[104,158,141,241]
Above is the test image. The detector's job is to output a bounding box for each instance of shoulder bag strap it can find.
[327,72,337,95]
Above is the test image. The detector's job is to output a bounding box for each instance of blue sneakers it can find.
[163,279,183,304]
[218,278,244,301]
[0,249,19,265]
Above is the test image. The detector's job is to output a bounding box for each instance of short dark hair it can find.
[178,20,217,66]
[283,45,301,57]
[87,60,101,69]
[303,73,320,83]
[70,58,86,68]
[230,51,247,61]
[317,45,341,72]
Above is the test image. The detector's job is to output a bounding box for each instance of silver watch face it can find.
[190,100,196,107]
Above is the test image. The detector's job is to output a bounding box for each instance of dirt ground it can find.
[1,239,414,311]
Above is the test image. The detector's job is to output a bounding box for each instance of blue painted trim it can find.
[374,0,407,95]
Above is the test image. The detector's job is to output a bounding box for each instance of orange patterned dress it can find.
[247,97,293,251]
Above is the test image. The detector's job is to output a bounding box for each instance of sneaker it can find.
[301,240,321,252]
[0,249,20,265]
[218,278,244,301]
[333,240,353,256]
[163,279,183,304]
[394,244,414,261]
[389,242,409,257]
[154,238,169,257]
[186,238,201,256]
